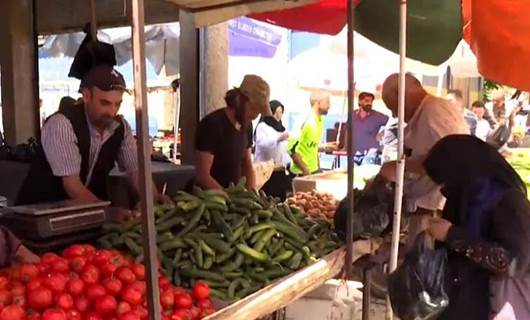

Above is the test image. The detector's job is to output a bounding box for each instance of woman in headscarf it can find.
[254,100,291,200]
[422,134,530,320]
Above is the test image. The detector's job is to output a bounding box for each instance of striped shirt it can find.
[41,112,138,185]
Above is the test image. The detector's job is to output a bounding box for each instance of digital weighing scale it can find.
[0,200,110,241]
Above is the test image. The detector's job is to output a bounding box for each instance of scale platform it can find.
[1,200,110,241]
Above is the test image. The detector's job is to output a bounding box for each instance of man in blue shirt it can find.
[337,92,389,165]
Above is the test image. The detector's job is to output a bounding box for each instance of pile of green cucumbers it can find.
[99,179,342,302]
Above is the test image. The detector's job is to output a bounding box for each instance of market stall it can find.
[0,0,415,319]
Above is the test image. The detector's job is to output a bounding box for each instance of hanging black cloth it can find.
[68,24,117,80]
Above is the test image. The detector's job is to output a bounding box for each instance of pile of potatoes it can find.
[287,191,338,222]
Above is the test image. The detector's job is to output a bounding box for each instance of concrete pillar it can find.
[0,0,39,144]
[179,11,200,165]
[200,23,229,117]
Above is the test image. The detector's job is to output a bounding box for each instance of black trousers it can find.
[261,170,292,201]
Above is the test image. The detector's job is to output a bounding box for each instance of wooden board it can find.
[204,240,380,320]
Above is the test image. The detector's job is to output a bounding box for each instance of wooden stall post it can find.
[130,0,162,318]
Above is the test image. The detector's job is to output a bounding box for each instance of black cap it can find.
[80,65,127,92]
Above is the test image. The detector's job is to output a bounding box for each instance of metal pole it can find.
[362,267,372,320]
[89,0,98,40]
[131,0,162,318]
[344,0,355,279]
[386,0,407,319]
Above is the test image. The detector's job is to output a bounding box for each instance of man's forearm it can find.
[291,152,309,175]
[197,174,224,190]
[62,178,99,202]
[243,162,256,190]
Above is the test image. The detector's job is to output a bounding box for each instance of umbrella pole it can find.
[89,0,97,40]
[344,0,355,279]
[386,0,408,319]
[131,0,162,318]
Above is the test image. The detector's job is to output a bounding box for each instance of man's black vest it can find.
[15,103,124,205]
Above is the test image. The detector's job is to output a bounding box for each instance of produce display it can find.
[507,149,530,198]
[99,179,342,302]
[286,191,338,223]
[0,245,214,320]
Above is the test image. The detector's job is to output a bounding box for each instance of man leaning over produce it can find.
[15,66,168,207]
[195,75,271,190]
[379,73,469,250]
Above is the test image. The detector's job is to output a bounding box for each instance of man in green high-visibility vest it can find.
[288,91,336,176]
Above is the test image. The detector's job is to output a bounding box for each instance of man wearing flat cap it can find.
[195,75,271,190]
[16,65,165,206]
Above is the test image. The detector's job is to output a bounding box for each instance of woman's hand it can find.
[426,218,452,242]
[277,132,290,142]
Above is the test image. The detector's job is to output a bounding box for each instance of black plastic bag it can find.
[334,174,391,241]
[388,233,449,320]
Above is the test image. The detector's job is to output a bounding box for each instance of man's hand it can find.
[426,218,452,242]
[380,161,397,182]
[155,193,173,205]
[321,142,338,153]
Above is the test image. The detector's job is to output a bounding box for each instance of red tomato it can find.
[12,295,26,307]
[0,277,8,290]
[44,273,67,292]
[10,282,26,296]
[82,245,96,256]
[41,253,60,265]
[65,309,81,320]
[174,293,193,309]
[27,287,53,310]
[116,267,136,284]
[118,311,141,320]
[26,311,42,320]
[27,279,43,291]
[121,286,143,306]
[62,245,86,259]
[68,257,87,273]
[51,259,70,274]
[36,263,50,275]
[192,282,210,301]
[83,313,102,320]
[173,287,186,296]
[85,284,106,301]
[116,301,132,316]
[0,304,24,320]
[0,289,12,307]
[99,263,118,277]
[56,293,74,310]
[42,308,67,320]
[195,299,213,310]
[109,253,128,268]
[172,309,191,320]
[200,308,215,318]
[93,251,112,267]
[102,278,122,295]
[74,296,90,313]
[158,277,171,290]
[66,279,84,297]
[131,264,145,281]
[80,265,100,285]
[94,295,117,316]
[134,306,148,320]
[130,282,147,295]
[189,306,201,320]
[19,263,39,283]
[160,290,175,309]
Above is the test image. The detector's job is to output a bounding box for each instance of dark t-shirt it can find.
[195,108,253,188]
